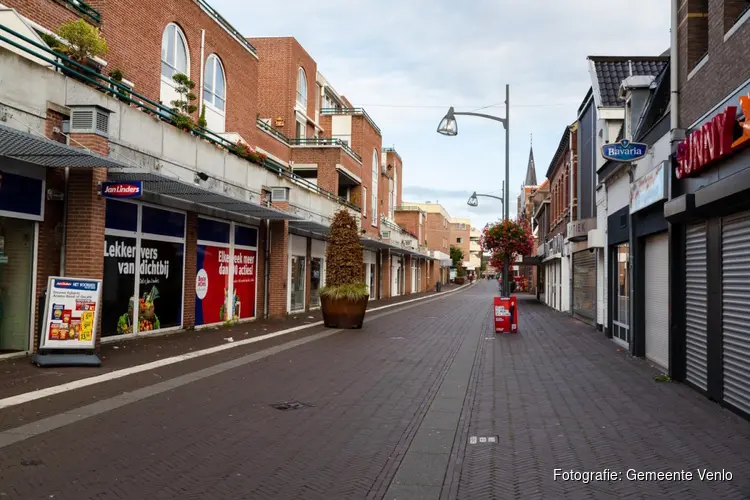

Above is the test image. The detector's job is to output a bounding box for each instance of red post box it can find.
[493,296,518,333]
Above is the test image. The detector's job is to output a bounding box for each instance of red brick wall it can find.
[381,249,391,298]
[290,147,342,194]
[449,223,471,261]
[386,151,403,208]
[424,212,450,254]
[268,219,289,316]
[256,131,292,163]
[350,115,382,237]
[4,0,84,33]
[182,212,197,329]
[395,211,419,238]
[678,0,750,127]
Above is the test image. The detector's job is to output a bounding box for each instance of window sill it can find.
[687,54,709,81]
[725,8,750,42]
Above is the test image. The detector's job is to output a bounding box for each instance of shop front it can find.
[0,163,43,354]
[364,249,377,298]
[102,200,186,337]
[607,206,630,348]
[391,254,405,297]
[568,218,597,324]
[288,234,307,313]
[542,233,566,311]
[310,239,326,309]
[194,217,258,326]
[665,84,750,418]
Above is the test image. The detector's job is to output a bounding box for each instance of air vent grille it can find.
[71,110,94,130]
[69,107,110,137]
[270,187,289,202]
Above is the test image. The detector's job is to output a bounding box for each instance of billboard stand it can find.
[31,277,103,368]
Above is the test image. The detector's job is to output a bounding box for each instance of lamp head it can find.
[437,107,458,136]
[467,192,479,207]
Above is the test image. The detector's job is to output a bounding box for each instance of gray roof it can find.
[589,56,668,108]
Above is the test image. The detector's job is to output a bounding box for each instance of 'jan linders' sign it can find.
[99,181,143,199]
[676,93,750,179]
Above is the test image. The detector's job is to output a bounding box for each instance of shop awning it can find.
[107,169,292,221]
[360,236,434,260]
[289,219,331,236]
[0,123,128,169]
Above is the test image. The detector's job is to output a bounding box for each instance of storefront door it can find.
[572,250,597,325]
[290,256,305,312]
[612,244,630,346]
[310,257,322,309]
[685,221,708,392]
[0,217,34,352]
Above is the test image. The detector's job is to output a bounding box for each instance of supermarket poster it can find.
[40,277,101,350]
[232,248,257,320]
[195,244,230,326]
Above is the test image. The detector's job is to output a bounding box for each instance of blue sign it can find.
[100,181,143,199]
[601,139,649,162]
[54,279,99,291]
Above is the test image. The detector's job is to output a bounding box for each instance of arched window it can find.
[297,67,307,108]
[371,150,378,227]
[161,24,188,80]
[203,54,226,112]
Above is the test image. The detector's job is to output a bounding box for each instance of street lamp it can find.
[438,84,511,296]
[467,188,504,210]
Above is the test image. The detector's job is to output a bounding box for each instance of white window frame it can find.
[363,186,367,217]
[388,178,394,219]
[371,150,378,227]
[297,67,308,109]
[161,23,190,83]
[394,169,398,210]
[296,119,306,139]
[203,54,226,113]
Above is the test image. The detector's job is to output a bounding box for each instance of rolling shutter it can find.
[572,250,596,324]
[644,232,669,371]
[685,221,708,391]
[721,211,750,415]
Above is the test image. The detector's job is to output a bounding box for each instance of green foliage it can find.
[55,19,108,62]
[39,32,63,51]
[108,68,123,81]
[170,73,197,129]
[320,209,366,297]
[449,245,464,267]
[198,104,208,129]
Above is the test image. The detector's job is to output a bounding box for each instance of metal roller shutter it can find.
[645,232,669,371]
[722,211,750,415]
[685,221,708,391]
[572,250,596,324]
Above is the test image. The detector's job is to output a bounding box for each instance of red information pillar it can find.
[493,296,518,333]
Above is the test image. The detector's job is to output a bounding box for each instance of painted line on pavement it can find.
[0,285,473,449]
[0,283,472,411]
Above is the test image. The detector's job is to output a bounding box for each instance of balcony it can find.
[320,107,381,136]
[290,137,361,163]
[59,0,101,24]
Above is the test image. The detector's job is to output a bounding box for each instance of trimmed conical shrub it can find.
[320,208,367,299]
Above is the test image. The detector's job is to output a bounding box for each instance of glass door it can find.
[369,264,376,297]
[612,244,630,345]
[0,217,34,353]
[290,255,306,312]
[310,258,322,308]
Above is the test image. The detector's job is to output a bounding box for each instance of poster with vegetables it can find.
[40,277,101,350]
[195,244,230,325]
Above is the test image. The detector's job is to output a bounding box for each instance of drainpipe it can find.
[670,0,682,146]
[59,166,70,275]
[198,29,206,112]
[264,219,271,319]
[568,126,575,315]
[628,164,636,355]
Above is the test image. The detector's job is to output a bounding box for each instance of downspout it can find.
[59,166,70,275]
[670,0,682,145]
[628,164,636,355]
[568,126,575,315]
[264,219,270,319]
[198,29,206,112]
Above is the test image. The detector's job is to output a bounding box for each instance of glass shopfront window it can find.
[102,200,186,337]
[311,257,322,308]
[612,244,630,345]
[0,217,34,352]
[290,256,306,312]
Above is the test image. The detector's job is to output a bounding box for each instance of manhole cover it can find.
[270,401,313,411]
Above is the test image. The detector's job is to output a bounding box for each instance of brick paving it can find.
[453,285,750,500]
[0,282,748,499]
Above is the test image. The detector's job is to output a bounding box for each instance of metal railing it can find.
[382,146,402,162]
[194,0,257,55]
[0,23,360,212]
[290,137,362,162]
[62,0,101,23]
[320,107,382,136]
[256,119,290,144]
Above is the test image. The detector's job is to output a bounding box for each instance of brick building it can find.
[449,217,471,269]
[398,202,453,285]
[664,0,750,418]
[0,1,434,357]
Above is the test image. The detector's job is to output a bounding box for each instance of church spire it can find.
[524,133,537,186]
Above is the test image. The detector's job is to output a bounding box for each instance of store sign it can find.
[567,217,596,242]
[39,277,101,350]
[676,93,750,179]
[195,245,257,325]
[602,139,649,162]
[100,181,143,199]
[630,162,668,214]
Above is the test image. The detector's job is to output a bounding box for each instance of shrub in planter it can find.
[170,73,197,131]
[319,209,369,329]
[54,19,107,82]
[198,104,208,129]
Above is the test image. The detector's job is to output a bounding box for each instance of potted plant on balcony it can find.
[319,208,369,329]
[54,19,108,77]
[170,73,197,132]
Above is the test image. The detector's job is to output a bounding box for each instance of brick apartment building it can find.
[0,0,434,357]
[449,217,471,269]
[398,202,453,285]
[664,0,750,418]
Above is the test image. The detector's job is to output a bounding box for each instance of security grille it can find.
[685,221,708,391]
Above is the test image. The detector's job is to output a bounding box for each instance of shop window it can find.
[198,217,230,244]
[102,202,186,338]
[311,257,322,308]
[0,171,43,220]
[0,217,34,352]
[290,256,306,312]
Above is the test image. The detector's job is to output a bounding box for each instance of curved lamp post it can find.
[438,84,511,295]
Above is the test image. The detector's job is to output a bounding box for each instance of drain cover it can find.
[270,401,313,411]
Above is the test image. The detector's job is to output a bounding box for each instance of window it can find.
[295,120,305,139]
[457,237,463,244]
[297,67,307,109]
[371,150,378,226]
[203,55,226,111]
[363,187,367,217]
[315,83,321,117]
[393,169,398,209]
[388,178,394,219]
[161,24,188,80]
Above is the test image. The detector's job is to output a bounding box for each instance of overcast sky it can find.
[214,0,670,229]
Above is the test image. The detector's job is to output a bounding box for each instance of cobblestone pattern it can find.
[455,291,750,500]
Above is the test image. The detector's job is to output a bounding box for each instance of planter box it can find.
[320,294,369,329]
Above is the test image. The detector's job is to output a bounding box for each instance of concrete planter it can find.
[455,277,466,285]
[320,294,369,329]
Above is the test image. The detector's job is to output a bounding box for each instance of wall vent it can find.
[270,187,290,202]
[69,106,110,137]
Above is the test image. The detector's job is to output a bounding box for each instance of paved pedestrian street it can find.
[0,283,748,500]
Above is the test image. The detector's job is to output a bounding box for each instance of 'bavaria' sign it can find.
[601,139,649,162]
[100,181,143,199]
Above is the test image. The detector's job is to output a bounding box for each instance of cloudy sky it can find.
[215,0,670,229]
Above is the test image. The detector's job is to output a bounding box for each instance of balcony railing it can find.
[320,107,381,136]
[61,0,100,23]
[0,24,360,212]
[256,118,290,144]
[382,146,402,162]
[194,0,257,55]
[290,137,362,162]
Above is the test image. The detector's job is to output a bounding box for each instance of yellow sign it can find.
[80,311,94,342]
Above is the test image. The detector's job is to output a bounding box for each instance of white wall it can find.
[634,132,671,180]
